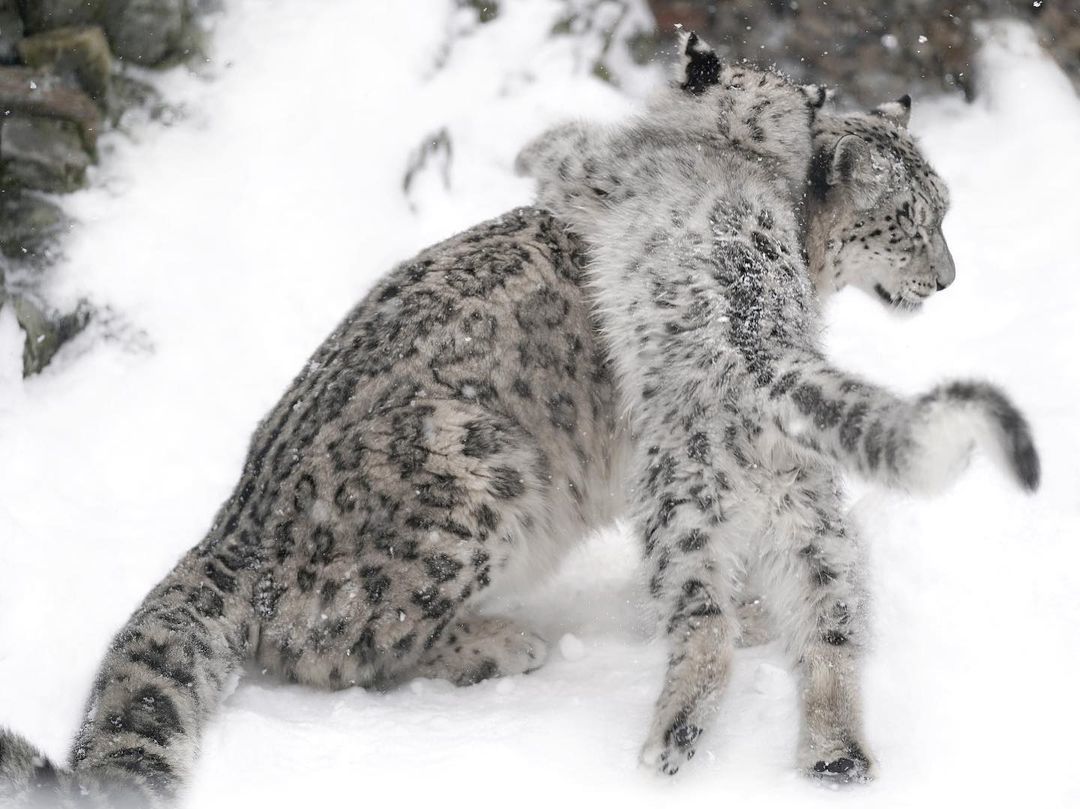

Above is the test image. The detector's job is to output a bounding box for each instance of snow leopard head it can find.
[806,99,955,310]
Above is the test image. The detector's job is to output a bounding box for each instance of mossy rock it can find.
[0,0,24,64]
[0,188,66,263]
[461,0,498,24]
[11,293,90,375]
[15,0,107,35]
[0,113,92,193]
[104,0,184,66]
[17,25,113,102]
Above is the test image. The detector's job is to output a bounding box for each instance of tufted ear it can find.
[828,134,888,209]
[799,84,830,110]
[677,30,721,95]
[872,94,911,127]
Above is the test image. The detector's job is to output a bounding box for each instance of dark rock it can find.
[104,0,184,65]
[0,66,101,146]
[460,0,498,24]
[16,0,106,35]
[105,68,163,125]
[17,25,113,102]
[0,0,24,64]
[10,292,90,376]
[0,112,92,192]
[0,187,66,264]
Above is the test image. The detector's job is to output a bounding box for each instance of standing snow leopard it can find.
[0,33,1037,807]
[514,32,1038,779]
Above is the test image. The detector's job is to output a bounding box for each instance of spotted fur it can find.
[0,209,629,806]
[0,34,1040,806]
[516,31,1038,779]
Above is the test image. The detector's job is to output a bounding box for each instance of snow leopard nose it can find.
[931,231,955,290]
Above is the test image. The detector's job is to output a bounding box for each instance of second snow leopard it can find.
[515,32,1038,779]
[0,33,1037,806]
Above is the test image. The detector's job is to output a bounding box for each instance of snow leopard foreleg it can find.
[635,434,738,776]
[761,463,875,782]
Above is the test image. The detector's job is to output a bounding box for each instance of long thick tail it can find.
[767,353,1040,494]
[0,728,72,807]
[2,548,253,807]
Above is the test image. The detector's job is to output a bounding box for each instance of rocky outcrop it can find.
[1,1,204,375]
[16,0,198,66]
[3,293,91,375]
[17,24,111,99]
[0,188,65,266]
[15,0,105,35]
[0,0,25,63]
[104,0,186,66]
[1,113,92,191]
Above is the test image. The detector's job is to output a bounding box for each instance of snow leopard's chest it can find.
[590,197,819,410]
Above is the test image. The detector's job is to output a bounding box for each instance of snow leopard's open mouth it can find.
[874,284,924,312]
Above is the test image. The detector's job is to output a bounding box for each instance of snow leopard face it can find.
[807,100,955,310]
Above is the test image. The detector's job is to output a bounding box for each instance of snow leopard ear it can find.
[677,30,721,95]
[872,94,912,128]
[799,84,830,110]
[828,134,888,210]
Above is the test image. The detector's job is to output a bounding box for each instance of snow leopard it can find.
[514,31,1038,779]
[0,33,1038,807]
[1,206,625,808]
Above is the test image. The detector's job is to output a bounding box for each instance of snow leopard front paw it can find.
[639,707,704,776]
[802,737,876,784]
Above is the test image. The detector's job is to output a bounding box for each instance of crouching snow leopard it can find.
[0,32,1037,807]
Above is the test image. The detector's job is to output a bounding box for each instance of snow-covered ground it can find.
[2,2,1078,807]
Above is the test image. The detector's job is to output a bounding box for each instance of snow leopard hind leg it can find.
[246,209,621,698]
[756,459,875,783]
[247,392,568,697]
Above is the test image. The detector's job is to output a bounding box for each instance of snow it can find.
[1,3,1078,808]
[558,633,586,662]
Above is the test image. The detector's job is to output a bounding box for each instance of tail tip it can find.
[1012,439,1041,493]
[1,727,64,799]
[939,380,1041,495]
